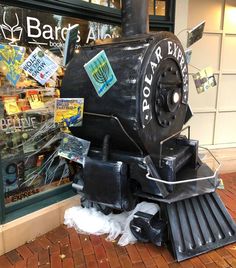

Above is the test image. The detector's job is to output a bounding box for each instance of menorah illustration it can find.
[90,55,114,95]
[0,11,23,44]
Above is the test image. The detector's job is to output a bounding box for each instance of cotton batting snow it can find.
[64,201,159,246]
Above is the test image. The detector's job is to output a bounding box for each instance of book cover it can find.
[0,44,25,86]
[54,98,84,127]
[26,90,45,110]
[187,21,205,48]
[58,133,90,165]
[21,47,58,85]
[2,96,20,115]
[63,24,79,66]
[193,67,217,94]
[84,50,117,97]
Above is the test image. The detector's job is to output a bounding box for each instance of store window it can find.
[110,0,121,9]
[91,0,108,7]
[149,0,167,16]
[156,1,166,16]
[149,0,155,15]
[0,4,120,221]
[81,0,167,15]
[82,0,118,8]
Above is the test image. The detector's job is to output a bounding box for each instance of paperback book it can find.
[26,90,45,110]
[54,98,84,127]
[2,96,20,115]
[21,47,58,85]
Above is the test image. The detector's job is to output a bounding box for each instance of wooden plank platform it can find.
[1,172,236,268]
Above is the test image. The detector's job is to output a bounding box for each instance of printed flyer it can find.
[21,47,58,85]
[187,21,205,48]
[84,50,117,97]
[58,133,90,165]
[193,67,217,94]
[54,98,84,127]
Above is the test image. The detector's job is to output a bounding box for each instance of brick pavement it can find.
[1,172,236,268]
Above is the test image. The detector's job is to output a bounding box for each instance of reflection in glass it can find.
[110,0,121,9]
[81,0,166,15]
[91,0,109,7]
[156,1,166,16]
[149,0,154,15]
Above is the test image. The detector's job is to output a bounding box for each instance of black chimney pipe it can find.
[121,0,149,37]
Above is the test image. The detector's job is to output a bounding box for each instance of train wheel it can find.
[80,196,113,215]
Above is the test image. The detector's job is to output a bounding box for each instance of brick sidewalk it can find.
[0,172,236,268]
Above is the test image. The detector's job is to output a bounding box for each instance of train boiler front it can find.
[61,0,236,262]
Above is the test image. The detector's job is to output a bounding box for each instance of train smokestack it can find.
[121,0,149,37]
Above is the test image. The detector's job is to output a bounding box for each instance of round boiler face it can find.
[154,58,183,128]
[139,35,189,155]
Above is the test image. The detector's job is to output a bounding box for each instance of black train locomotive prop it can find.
[61,0,236,261]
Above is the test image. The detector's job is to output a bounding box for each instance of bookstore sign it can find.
[0,6,118,49]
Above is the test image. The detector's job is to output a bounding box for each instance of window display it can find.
[149,0,155,15]
[156,1,166,16]
[110,0,121,9]
[81,0,167,15]
[0,4,120,206]
[91,0,109,7]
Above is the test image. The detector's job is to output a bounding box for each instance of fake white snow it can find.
[64,201,159,246]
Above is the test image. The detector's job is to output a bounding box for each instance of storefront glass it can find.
[110,0,121,9]
[0,4,120,206]
[156,1,166,16]
[81,0,167,15]
[91,0,108,7]
[149,0,155,15]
